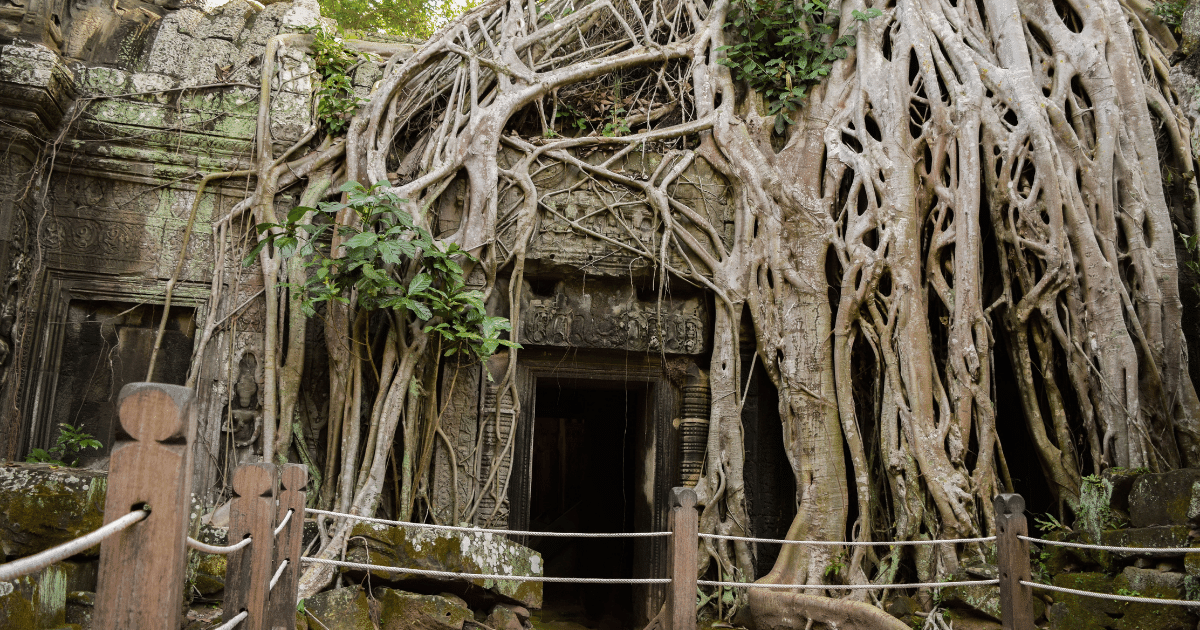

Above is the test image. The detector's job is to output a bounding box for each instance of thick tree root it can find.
[749,589,910,630]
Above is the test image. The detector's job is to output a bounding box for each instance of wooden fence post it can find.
[267,464,307,630]
[995,493,1034,630]
[668,487,698,630]
[226,463,278,630]
[95,383,195,629]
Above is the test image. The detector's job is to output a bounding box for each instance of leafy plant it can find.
[1030,547,1052,583]
[555,101,591,133]
[245,182,520,367]
[718,0,880,133]
[1033,511,1069,535]
[306,27,366,134]
[602,118,631,137]
[824,552,846,578]
[1152,0,1185,33]
[25,423,102,467]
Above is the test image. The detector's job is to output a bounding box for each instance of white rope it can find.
[210,610,248,630]
[274,509,294,537]
[304,508,671,538]
[301,556,671,584]
[698,533,996,547]
[1023,581,1200,607]
[269,559,288,591]
[1019,535,1200,554]
[187,535,253,555]
[698,579,1000,590]
[0,508,148,582]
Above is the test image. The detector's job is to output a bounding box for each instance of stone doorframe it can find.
[506,349,682,620]
[17,268,209,456]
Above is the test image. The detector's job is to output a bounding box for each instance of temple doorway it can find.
[527,382,645,629]
[507,351,680,628]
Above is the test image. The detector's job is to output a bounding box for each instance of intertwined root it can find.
[225,0,1199,617]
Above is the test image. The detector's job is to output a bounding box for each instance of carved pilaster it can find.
[677,368,709,488]
[477,383,516,527]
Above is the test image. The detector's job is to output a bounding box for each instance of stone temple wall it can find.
[0,0,324,503]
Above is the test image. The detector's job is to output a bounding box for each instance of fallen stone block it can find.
[0,562,68,629]
[376,588,473,630]
[1046,572,1196,630]
[302,586,372,630]
[1129,469,1200,527]
[0,463,107,561]
[344,522,542,609]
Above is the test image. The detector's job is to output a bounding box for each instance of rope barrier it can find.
[210,610,248,630]
[0,508,149,582]
[1019,535,1200,554]
[1023,581,1200,607]
[269,559,288,591]
[698,533,996,547]
[300,556,672,584]
[187,535,253,555]
[304,508,672,538]
[274,509,293,537]
[698,579,1000,590]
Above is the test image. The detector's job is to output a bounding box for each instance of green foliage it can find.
[1030,546,1052,584]
[316,0,476,38]
[245,182,520,366]
[823,552,846,578]
[718,0,880,133]
[1152,0,1185,33]
[554,101,591,133]
[305,27,366,134]
[25,423,102,467]
[1033,511,1069,535]
[600,77,632,137]
[1116,587,1143,597]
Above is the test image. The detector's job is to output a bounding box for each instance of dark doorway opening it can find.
[47,300,195,465]
[528,383,644,630]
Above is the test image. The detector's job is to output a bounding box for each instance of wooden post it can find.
[995,493,1034,630]
[267,464,307,630]
[95,383,195,629]
[667,487,698,630]
[226,463,278,630]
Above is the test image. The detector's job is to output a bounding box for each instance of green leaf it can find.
[342,232,378,249]
[287,206,315,223]
[242,239,270,266]
[408,273,433,296]
[407,300,432,320]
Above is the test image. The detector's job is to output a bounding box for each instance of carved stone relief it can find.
[518,280,709,355]
[224,351,262,454]
[430,361,481,526]
[40,175,223,282]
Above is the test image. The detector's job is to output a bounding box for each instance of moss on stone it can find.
[375,588,472,630]
[345,522,543,609]
[193,554,227,596]
[0,465,108,560]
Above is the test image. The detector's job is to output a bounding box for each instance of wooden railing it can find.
[5,381,1200,630]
